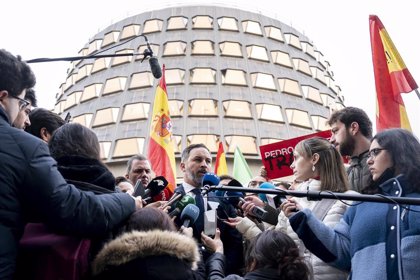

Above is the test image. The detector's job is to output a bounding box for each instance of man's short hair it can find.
[126,154,149,173]
[327,107,373,138]
[0,49,36,97]
[25,108,65,139]
[181,143,210,162]
[24,88,37,107]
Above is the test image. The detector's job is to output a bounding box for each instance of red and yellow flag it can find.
[369,15,417,132]
[214,142,228,176]
[147,65,176,193]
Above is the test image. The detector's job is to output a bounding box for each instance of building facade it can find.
[53,5,345,179]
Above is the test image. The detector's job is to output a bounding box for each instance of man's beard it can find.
[339,131,356,156]
[186,170,204,187]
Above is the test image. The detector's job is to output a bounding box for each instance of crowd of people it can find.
[2,48,420,280]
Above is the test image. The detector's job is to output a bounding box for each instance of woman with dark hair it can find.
[49,123,116,192]
[92,207,205,280]
[286,128,420,279]
[204,229,311,280]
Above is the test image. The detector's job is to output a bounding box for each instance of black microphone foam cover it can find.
[149,56,162,79]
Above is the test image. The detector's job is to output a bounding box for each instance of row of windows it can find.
[67,41,335,93]
[71,103,330,131]
[86,16,320,61]
[100,134,289,160]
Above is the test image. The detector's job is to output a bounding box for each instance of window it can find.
[217,17,239,31]
[120,24,141,40]
[225,135,257,154]
[163,41,187,56]
[87,39,102,55]
[301,42,316,58]
[246,45,269,61]
[54,100,65,114]
[261,138,283,145]
[99,142,112,160]
[219,41,243,57]
[285,109,311,129]
[167,16,188,30]
[223,100,252,118]
[166,69,185,85]
[121,102,150,121]
[320,93,335,108]
[75,64,93,82]
[311,115,329,131]
[169,100,184,117]
[143,19,163,34]
[292,58,312,76]
[189,99,217,116]
[242,20,262,36]
[112,49,133,67]
[129,72,154,89]
[191,40,214,55]
[192,15,213,29]
[101,31,120,48]
[80,83,102,102]
[256,104,284,122]
[221,69,247,86]
[72,113,93,127]
[251,73,276,90]
[103,76,127,95]
[278,78,302,97]
[187,134,218,152]
[92,107,120,127]
[265,26,284,42]
[284,33,302,50]
[91,57,111,74]
[171,135,182,153]
[136,44,159,60]
[64,74,76,91]
[64,91,82,110]
[271,51,293,68]
[310,66,326,84]
[113,138,145,158]
[190,68,216,84]
[301,85,323,104]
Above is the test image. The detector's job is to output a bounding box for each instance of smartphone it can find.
[132,180,145,197]
[239,197,267,220]
[204,209,217,237]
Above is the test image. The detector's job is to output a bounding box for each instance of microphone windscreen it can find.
[258,182,276,202]
[180,204,200,227]
[176,195,195,209]
[202,172,220,187]
[227,179,243,187]
[149,57,162,79]
[145,176,168,198]
[225,191,245,207]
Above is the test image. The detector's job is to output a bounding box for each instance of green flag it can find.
[233,146,253,187]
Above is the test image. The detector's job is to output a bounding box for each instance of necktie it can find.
[191,188,205,237]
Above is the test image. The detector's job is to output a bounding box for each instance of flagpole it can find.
[415,89,420,100]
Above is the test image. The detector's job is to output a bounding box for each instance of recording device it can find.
[180,204,200,228]
[169,195,195,218]
[201,172,220,194]
[239,197,267,220]
[132,180,146,197]
[204,209,217,237]
[142,176,169,201]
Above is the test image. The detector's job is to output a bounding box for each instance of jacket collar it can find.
[0,105,11,125]
[379,174,406,197]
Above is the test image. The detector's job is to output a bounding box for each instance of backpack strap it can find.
[312,199,336,221]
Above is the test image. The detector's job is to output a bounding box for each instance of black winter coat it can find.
[0,107,135,279]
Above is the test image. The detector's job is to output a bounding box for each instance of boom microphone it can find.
[180,204,200,228]
[201,172,220,194]
[149,56,162,79]
[143,176,168,201]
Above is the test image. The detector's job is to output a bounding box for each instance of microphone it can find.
[143,176,168,201]
[258,182,276,202]
[149,56,162,79]
[201,172,220,194]
[168,195,195,218]
[180,204,200,228]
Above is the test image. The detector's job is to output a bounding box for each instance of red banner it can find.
[259,130,331,179]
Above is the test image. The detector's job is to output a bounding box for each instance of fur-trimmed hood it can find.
[92,230,200,276]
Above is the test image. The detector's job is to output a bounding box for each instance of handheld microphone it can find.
[201,172,220,194]
[149,56,162,79]
[143,176,168,201]
[180,204,200,228]
[258,182,276,202]
[168,195,195,218]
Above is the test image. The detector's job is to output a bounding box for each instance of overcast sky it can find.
[2,0,419,136]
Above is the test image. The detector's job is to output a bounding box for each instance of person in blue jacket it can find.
[0,49,142,279]
[284,128,420,280]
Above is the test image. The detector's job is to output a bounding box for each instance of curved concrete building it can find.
[54,5,345,178]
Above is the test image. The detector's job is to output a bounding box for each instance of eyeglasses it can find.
[248,181,264,188]
[9,95,30,111]
[367,148,386,159]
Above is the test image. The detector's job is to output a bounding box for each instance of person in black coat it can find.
[0,49,141,280]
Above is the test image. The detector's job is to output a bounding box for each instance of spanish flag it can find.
[214,142,228,176]
[369,15,417,132]
[147,65,176,193]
